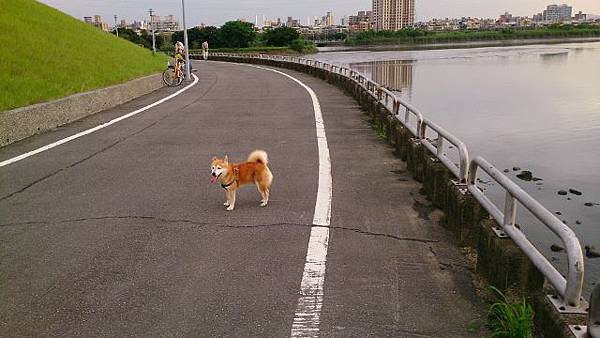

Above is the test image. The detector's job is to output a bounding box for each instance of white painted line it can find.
[242,64,332,337]
[0,74,200,168]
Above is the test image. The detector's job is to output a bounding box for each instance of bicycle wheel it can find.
[162,68,175,86]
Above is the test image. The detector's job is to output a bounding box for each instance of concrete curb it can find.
[0,73,165,147]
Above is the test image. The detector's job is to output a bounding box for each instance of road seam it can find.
[240,64,332,337]
[0,74,199,168]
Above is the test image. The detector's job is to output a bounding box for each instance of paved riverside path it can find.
[0,61,487,337]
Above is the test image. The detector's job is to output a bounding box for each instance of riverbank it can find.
[316,36,600,53]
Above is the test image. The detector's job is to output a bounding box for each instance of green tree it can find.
[173,26,225,49]
[263,26,300,46]
[218,21,256,48]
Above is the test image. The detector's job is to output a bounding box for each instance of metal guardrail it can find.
[571,284,600,337]
[468,156,584,307]
[420,118,470,182]
[204,52,586,311]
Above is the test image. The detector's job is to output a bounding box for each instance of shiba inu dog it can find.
[210,150,273,211]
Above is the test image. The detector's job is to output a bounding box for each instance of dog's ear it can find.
[224,155,229,163]
[211,156,217,162]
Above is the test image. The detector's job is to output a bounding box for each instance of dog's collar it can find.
[221,180,235,190]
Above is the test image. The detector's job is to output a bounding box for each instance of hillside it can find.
[0,0,168,112]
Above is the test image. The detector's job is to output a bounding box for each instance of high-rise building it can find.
[84,15,109,31]
[543,4,572,22]
[148,14,180,31]
[349,11,373,31]
[325,12,334,27]
[372,0,415,30]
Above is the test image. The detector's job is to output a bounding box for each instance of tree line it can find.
[115,21,313,53]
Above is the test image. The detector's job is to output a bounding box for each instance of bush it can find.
[263,26,300,47]
[289,38,317,53]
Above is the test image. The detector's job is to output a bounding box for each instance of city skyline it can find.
[39,0,600,26]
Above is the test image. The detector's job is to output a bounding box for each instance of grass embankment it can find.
[346,25,600,46]
[0,0,168,112]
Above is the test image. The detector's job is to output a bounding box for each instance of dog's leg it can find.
[259,184,269,207]
[224,190,231,207]
[256,183,266,206]
[226,190,236,211]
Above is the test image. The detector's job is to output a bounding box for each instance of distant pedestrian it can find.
[202,41,209,60]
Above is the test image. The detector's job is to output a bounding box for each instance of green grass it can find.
[0,0,168,112]
[487,286,534,338]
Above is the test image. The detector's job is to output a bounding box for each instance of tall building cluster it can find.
[83,13,179,32]
[148,14,180,32]
[542,4,573,22]
[372,0,415,30]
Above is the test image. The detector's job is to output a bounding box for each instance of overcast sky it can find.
[39,0,600,26]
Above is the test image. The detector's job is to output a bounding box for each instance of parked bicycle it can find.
[162,60,193,87]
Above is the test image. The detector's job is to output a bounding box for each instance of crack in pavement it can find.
[0,73,219,203]
[0,215,439,243]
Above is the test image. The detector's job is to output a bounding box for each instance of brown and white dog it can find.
[210,150,273,211]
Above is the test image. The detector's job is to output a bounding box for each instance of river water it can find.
[310,42,600,294]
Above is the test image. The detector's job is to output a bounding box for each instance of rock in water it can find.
[584,202,594,207]
[585,245,600,258]
[512,167,521,171]
[569,189,583,196]
[558,190,568,196]
[516,171,533,181]
[550,244,564,252]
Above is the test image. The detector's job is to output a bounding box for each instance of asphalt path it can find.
[0,61,487,337]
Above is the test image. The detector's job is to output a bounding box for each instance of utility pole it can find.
[114,14,118,37]
[148,8,156,53]
[181,0,191,80]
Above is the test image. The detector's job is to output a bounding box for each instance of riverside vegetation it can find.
[345,24,600,46]
[487,286,534,338]
[0,0,168,112]
[120,23,317,55]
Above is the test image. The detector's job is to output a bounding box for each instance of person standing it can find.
[202,41,209,60]
[174,41,185,78]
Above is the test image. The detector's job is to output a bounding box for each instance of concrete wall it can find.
[0,73,164,147]
[206,55,587,338]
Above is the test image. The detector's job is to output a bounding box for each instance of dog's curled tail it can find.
[248,150,268,165]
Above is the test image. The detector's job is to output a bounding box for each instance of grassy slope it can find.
[0,0,168,111]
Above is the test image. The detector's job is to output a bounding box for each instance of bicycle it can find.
[163,56,195,87]
[162,60,185,87]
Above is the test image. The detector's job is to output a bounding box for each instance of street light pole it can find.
[149,8,156,54]
[181,0,191,80]
[114,15,119,37]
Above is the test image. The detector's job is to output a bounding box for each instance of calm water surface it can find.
[312,42,600,293]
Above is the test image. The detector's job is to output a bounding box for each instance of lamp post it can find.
[181,0,191,81]
[114,15,119,37]
[149,8,156,54]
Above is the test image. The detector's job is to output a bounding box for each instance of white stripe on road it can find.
[242,64,332,337]
[0,74,199,168]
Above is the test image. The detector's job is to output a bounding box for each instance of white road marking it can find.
[242,64,332,337]
[0,74,199,168]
